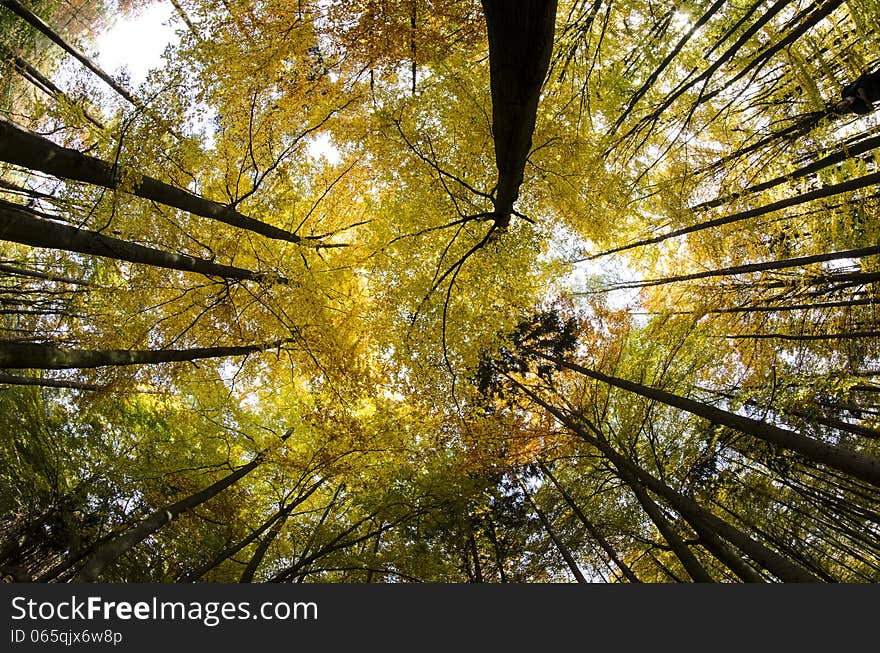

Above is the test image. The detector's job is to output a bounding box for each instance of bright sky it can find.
[85,3,341,159]
[94,2,178,87]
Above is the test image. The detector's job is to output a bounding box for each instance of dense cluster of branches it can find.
[1,0,878,582]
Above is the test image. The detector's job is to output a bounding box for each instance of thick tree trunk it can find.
[0,200,282,283]
[0,118,308,245]
[528,350,880,488]
[482,0,557,228]
[0,340,292,369]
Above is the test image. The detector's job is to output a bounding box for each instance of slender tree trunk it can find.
[527,350,880,488]
[239,513,289,583]
[618,462,715,582]
[692,134,880,211]
[709,297,879,315]
[614,0,796,147]
[613,0,727,131]
[0,262,88,286]
[724,331,880,341]
[538,462,642,582]
[168,0,202,41]
[180,478,326,582]
[513,379,823,581]
[516,474,588,583]
[1,0,140,105]
[363,527,383,583]
[696,387,880,442]
[1,47,105,129]
[0,118,312,246]
[468,529,484,583]
[602,245,880,291]
[683,515,766,582]
[0,200,284,283]
[0,340,293,369]
[268,514,405,583]
[76,433,288,582]
[410,1,417,95]
[587,170,880,260]
[0,374,104,390]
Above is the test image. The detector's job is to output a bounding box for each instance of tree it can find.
[1,0,879,583]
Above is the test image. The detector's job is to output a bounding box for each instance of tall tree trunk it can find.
[76,433,289,582]
[692,134,880,211]
[168,0,202,41]
[0,118,312,246]
[538,462,642,582]
[0,200,284,283]
[0,262,88,286]
[527,350,880,488]
[1,47,105,129]
[180,478,326,582]
[0,340,293,369]
[482,0,557,228]
[516,474,588,583]
[1,0,139,105]
[587,170,880,260]
[0,373,104,390]
[724,331,880,341]
[696,386,880,442]
[239,513,290,583]
[512,379,822,581]
[621,463,715,582]
[603,244,880,291]
[468,528,484,583]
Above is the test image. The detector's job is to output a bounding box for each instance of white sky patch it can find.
[94,3,179,88]
[542,224,643,313]
[569,255,642,312]
[307,132,342,164]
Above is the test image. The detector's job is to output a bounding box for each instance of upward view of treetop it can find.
[1,0,879,583]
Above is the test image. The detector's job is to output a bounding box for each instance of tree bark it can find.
[528,350,880,488]
[0,200,282,283]
[482,0,557,228]
[76,433,289,582]
[0,340,293,369]
[0,118,310,245]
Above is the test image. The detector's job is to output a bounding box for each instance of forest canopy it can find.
[1,0,879,583]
